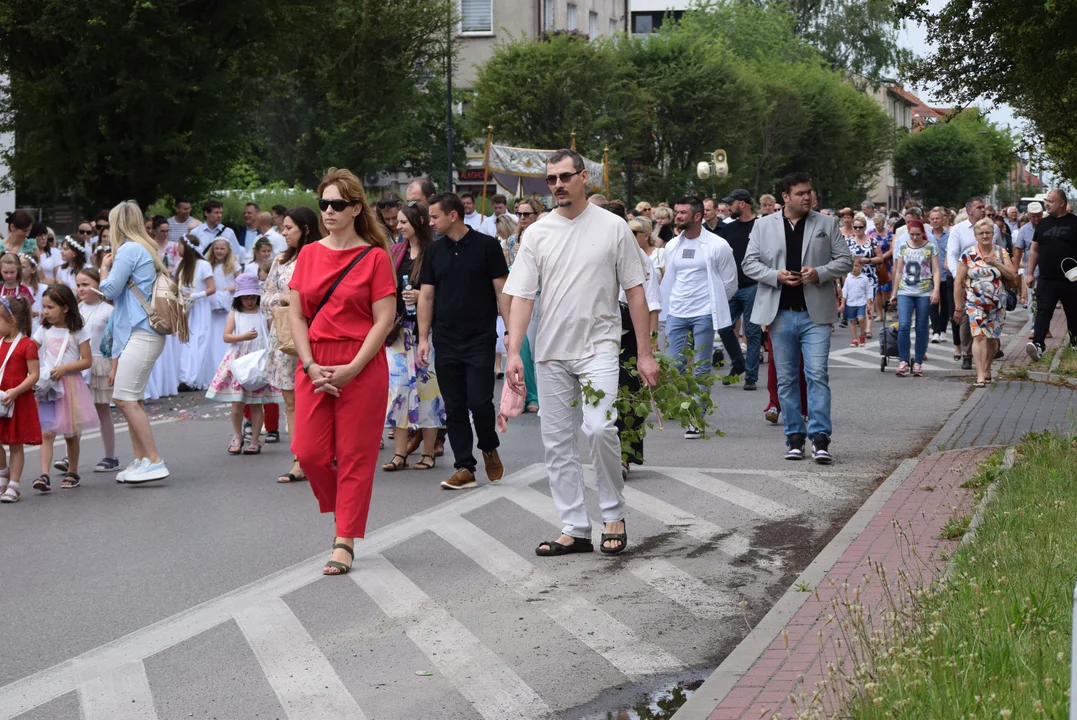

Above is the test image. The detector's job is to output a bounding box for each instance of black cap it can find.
[721,189,753,204]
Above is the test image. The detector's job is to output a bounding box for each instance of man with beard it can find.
[504,149,657,557]
[717,189,762,390]
[659,196,738,438]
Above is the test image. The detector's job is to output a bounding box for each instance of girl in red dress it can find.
[289,167,397,576]
[0,296,42,503]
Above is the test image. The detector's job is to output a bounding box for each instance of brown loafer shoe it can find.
[482,449,504,482]
[440,468,477,490]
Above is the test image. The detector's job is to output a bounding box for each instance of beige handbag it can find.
[273,305,297,356]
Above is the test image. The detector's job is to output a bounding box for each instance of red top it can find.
[288,242,396,343]
[1,285,35,305]
[0,336,42,445]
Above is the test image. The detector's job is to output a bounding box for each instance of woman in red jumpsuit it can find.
[289,167,397,576]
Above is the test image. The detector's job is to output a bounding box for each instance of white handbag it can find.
[228,319,269,392]
[0,333,24,418]
[33,332,70,403]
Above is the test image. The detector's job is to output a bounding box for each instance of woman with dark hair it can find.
[34,225,63,282]
[4,211,36,256]
[383,201,445,471]
[263,206,317,483]
[289,168,396,575]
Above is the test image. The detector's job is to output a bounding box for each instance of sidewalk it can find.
[676,316,1077,720]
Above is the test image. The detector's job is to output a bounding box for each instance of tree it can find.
[895,0,1077,183]
[785,0,911,81]
[892,112,1014,208]
[0,0,283,210]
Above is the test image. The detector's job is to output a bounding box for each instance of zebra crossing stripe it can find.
[352,553,555,720]
[432,516,685,680]
[75,660,158,720]
[628,558,737,621]
[652,469,798,520]
[234,599,368,720]
[647,467,851,502]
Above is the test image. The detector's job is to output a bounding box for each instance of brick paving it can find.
[938,379,1077,449]
[1000,308,1068,372]
[704,448,990,720]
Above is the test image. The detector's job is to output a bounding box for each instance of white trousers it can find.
[535,353,624,539]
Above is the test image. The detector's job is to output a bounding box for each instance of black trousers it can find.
[435,347,499,472]
[615,313,644,465]
[1032,278,1077,346]
[932,277,961,342]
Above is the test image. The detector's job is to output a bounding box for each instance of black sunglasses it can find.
[76,228,93,235]
[852,225,865,229]
[96,224,109,231]
[545,170,582,186]
[518,211,537,218]
[376,200,400,210]
[318,198,358,212]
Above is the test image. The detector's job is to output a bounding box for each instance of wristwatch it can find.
[302,360,315,375]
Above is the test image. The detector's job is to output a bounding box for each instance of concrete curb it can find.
[917,381,982,457]
[671,456,921,720]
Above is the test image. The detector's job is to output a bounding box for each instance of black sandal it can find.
[277,472,307,483]
[600,519,628,555]
[413,454,436,470]
[60,472,81,489]
[32,474,51,492]
[535,537,594,556]
[323,543,354,575]
[381,454,409,472]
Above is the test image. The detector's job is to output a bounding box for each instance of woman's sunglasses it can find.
[318,198,358,212]
[518,211,537,218]
[853,225,865,230]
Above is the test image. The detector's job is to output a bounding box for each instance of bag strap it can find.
[311,246,374,322]
[127,277,155,317]
[390,241,407,271]
[0,333,23,385]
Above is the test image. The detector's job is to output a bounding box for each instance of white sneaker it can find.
[125,459,169,484]
[116,458,147,483]
[684,426,702,440]
[930,333,941,344]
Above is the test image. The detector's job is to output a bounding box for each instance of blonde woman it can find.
[652,205,675,246]
[99,201,172,483]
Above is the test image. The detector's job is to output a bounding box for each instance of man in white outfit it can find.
[505,149,658,557]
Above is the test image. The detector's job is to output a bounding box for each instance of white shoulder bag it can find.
[0,333,24,418]
[34,331,70,403]
[228,317,270,392]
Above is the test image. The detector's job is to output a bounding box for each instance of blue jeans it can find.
[897,294,931,364]
[770,310,832,442]
[666,314,715,412]
[720,285,761,382]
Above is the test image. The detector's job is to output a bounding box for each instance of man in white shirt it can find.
[255,211,286,257]
[167,199,196,243]
[235,202,260,257]
[190,200,242,261]
[480,193,518,236]
[860,200,879,237]
[505,149,657,558]
[461,193,491,232]
[659,196,738,439]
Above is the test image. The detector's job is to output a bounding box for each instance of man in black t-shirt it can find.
[716,189,762,390]
[1026,189,1077,359]
[417,193,511,489]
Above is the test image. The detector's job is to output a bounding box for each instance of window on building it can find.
[589,11,598,38]
[567,3,578,31]
[543,0,555,31]
[632,13,652,33]
[460,0,493,34]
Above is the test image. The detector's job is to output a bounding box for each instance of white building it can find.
[0,76,13,220]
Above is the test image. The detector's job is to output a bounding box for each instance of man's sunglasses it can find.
[545,170,582,186]
[318,198,358,212]
[76,228,93,235]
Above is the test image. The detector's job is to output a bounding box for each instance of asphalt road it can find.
[0,323,987,719]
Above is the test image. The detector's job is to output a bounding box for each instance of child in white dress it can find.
[207,239,237,384]
[175,235,217,390]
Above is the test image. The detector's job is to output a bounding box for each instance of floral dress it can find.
[960,246,1010,339]
[261,254,298,391]
[847,236,878,292]
[205,310,282,404]
[384,252,446,430]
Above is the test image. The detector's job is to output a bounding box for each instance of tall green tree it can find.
[785,0,911,81]
[896,0,1077,183]
[0,0,282,209]
[892,112,1014,208]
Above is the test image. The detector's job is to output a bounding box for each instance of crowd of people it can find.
[1,160,1073,571]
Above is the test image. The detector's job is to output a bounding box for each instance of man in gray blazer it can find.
[742,172,853,463]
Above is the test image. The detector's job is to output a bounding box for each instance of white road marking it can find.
[352,553,554,720]
[234,599,367,720]
[650,469,797,520]
[628,558,737,621]
[671,468,852,501]
[432,516,684,680]
[75,659,158,720]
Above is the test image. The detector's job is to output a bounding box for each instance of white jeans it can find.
[535,353,624,539]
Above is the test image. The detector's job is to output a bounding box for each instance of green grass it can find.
[1055,346,1077,377]
[846,432,1077,719]
[938,513,971,540]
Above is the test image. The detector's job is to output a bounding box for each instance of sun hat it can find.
[1028,201,1044,214]
[234,273,262,298]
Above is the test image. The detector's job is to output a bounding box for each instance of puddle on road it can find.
[582,678,704,720]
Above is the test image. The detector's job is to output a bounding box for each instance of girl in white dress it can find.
[75,268,118,472]
[175,235,217,390]
[54,238,87,290]
[207,239,237,386]
[20,254,47,332]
